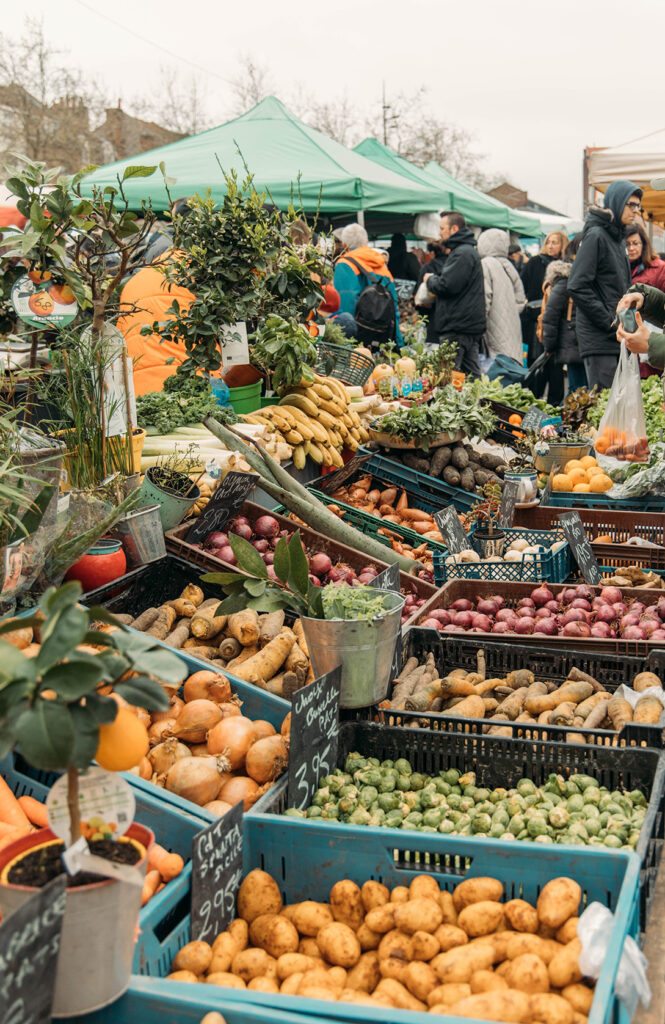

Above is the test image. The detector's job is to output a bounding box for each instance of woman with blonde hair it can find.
[521,231,569,365]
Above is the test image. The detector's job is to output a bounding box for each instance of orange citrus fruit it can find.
[564,459,584,474]
[573,483,591,492]
[579,455,597,469]
[567,468,586,486]
[48,283,75,305]
[553,474,574,492]
[589,473,613,493]
[95,706,149,771]
[509,414,522,426]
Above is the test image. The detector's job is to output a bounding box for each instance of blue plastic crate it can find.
[433,525,572,585]
[547,492,665,512]
[354,449,480,511]
[134,815,640,1024]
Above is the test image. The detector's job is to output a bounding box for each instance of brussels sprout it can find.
[321,802,339,819]
[583,786,601,805]
[548,806,569,829]
[459,772,476,787]
[493,809,510,828]
[435,779,451,795]
[566,794,585,813]
[447,809,462,824]
[569,822,589,841]
[441,768,461,786]
[423,808,444,828]
[420,788,441,809]
[368,757,380,767]
[568,812,584,824]
[381,759,395,770]
[630,790,647,807]
[401,820,420,831]
[456,813,471,831]
[599,794,613,812]
[544,773,566,796]
[384,810,404,829]
[312,787,330,807]
[527,817,549,838]
[378,775,397,794]
[356,768,382,788]
[449,784,462,796]
[500,831,516,840]
[421,825,438,834]
[489,822,506,838]
[508,814,525,835]
[490,788,507,804]
[562,834,586,846]
[396,774,412,792]
[599,812,610,828]
[402,792,419,810]
[472,813,492,834]
[517,779,537,797]
[516,829,529,840]
[447,794,462,811]
[603,834,623,849]
[284,808,306,818]
[339,784,359,800]
[338,796,358,815]
[463,785,478,800]
[585,817,601,837]
[564,781,581,797]
[438,820,456,835]
[474,788,492,802]
[524,794,539,808]
[409,773,426,791]
[368,809,386,827]
[359,786,378,808]
[378,792,401,813]
[547,793,562,806]
[348,807,371,825]
[394,758,412,775]
[507,797,525,816]
[345,753,367,774]
[474,801,494,816]
[582,804,600,820]
[406,811,423,826]
[604,802,624,817]
[570,774,596,791]
[306,806,323,818]
[459,797,475,813]
[534,834,554,844]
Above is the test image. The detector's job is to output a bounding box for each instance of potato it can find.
[280,971,305,994]
[537,921,557,939]
[379,956,409,983]
[458,900,505,937]
[411,930,440,960]
[211,933,238,967]
[432,942,494,983]
[505,899,539,933]
[298,985,339,1002]
[280,903,298,923]
[247,976,279,992]
[506,933,558,964]
[394,896,443,935]
[562,983,594,1014]
[496,960,512,978]
[440,889,458,924]
[434,923,469,951]
[453,877,503,913]
[167,970,198,983]
[276,953,317,980]
[328,966,348,989]
[339,990,376,1005]
[471,969,509,993]
[357,922,382,950]
[365,904,396,933]
[548,939,583,988]
[427,982,472,1008]
[237,870,282,924]
[227,918,249,951]
[249,914,299,959]
[505,953,550,994]
[297,968,339,992]
[172,941,213,975]
[209,951,234,975]
[390,885,410,903]
[206,972,246,989]
[346,951,380,993]
[556,918,579,945]
[317,922,361,967]
[361,880,390,912]
[375,977,427,1012]
[371,991,396,1007]
[446,990,531,1021]
[530,992,575,1024]
[378,929,412,961]
[474,932,514,964]
[537,878,581,929]
[231,948,276,982]
[297,937,321,958]
[409,874,441,901]
[292,901,333,936]
[330,879,364,930]
[404,960,438,1001]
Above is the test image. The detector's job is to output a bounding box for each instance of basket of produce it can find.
[314,341,374,385]
[363,447,508,511]
[433,527,571,585]
[165,504,436,629]
[135,812,640,1024]
[414,578,665,653]
[377,629,665,748]
[535,441,593,475]
[370,381,497,452]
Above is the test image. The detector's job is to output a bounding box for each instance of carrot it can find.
[231,630,295,684]
[0,777,31,831]
[142,869,161,906]
[399,508,431,522]
[149,844,185,881]
[17,795,48,829]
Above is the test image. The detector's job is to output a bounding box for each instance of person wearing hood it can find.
[477,228,527,364]
[567,180,642,389]
[520,232,568,365]
[423,212,486,377]
[333,223,402,345]
[387,232,420,282]
[540,233,587,397]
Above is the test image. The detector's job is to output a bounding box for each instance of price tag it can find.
[557,511,602,585]
[220,322,250,368]
[191,802,243,943]
[521,406,546,433]
[287,666,341,811]
[0,874,66,1024]
[498,480,519,528]
[185,472,257,544]
[320,452,373,494]
[434,506,467,554]
[370,563,402,679]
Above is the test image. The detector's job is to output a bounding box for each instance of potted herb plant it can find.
[204,530,403,708]
[466,481,505,558]
[138,448,201,531]
[0,582,185,1016]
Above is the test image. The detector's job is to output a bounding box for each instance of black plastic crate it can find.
[80,554,221,613]
[260,719,664,935]
[371,629,665,749]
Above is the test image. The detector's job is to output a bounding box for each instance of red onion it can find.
[562,608,585,624]
[570,599,591,612]
[621,614,640,630]
[218,545,237,565]
[308,574,321,587]
[477,599,499,616]
[492,621,511,633]
[612,602,627,617]
[545,600,560,613]
[595,605,616,624]
[230,522,252,541]
[642,606,661,619]
[360,566,378,578]
[601,586,623,605]
[496,608,517,623]
[575,585,594,602]
[515,618,535,634]
[264,552,274,565]
[252,539,269,553]
[518,598,535,609]
[622,625,646,640]
[234,516,250,528]
[490,595,506,609]
[590,622,613,638]
[535,607,553,619]
[534,617,557,635]
[642,619,660,637]
[657,599,665,619]
[357,573,375,585]
[517,607,536,619]
[206,531,229,548]
[254,515,280,539]
[471,613,492,631]
[561,588,579,605]
[441,624,463,633]
[650,629,665,640]
[453,611,474,629]
[431,609,452,627]
[451,599,473,612]
[531,587,554,607]
[266,565,278,581]
[630,602,646,617]
[309,553,333,578]
[421,617,441,630]
[563,621,591,637]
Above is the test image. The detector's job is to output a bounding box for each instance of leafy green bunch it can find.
[250,314,317,391]
[0,583,184,771]
[377,383,496,447]
[136,375,230,434]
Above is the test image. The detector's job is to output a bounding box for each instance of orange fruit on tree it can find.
[589,473,613,493]
[28,291,54,316]
[48,283,75,305]
[579,455,597,469]
[573,483,591,492]
[95,706,149,771]
[564,459,584,474]
[27,269,52,284]
[552,473,574,492]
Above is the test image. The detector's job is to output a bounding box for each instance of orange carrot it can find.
[149,843,184,881]
[17,795,48,829]
[142,869,161,906]
[0,777,31,831]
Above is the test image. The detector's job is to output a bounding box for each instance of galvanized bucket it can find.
[115,504,166,567]
[301,591,405,709]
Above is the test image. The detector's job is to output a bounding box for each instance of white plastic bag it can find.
[414,279,434,308]
[578,903,650,1019]
[595,345,649,469]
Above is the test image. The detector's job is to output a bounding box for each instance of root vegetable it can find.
[230,631,296,684]
[204,800,233,817]
[219,637,242,660]
[207,716,256,768]
[131,607,160,632]
[608,695,633,730]
[259,610,286,648]
[245,735,289,783]
[164,619,191,649]
[146,605,177,640]
[191,606,228,640]
[165,757,223,805]
[169,699,223,744]
[227,610,261,646]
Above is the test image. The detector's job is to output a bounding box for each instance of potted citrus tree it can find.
[0,582,186,1016]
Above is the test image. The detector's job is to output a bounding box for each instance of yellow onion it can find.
[169,699,222,744]
[183,671,231,704]
[206,716,255,770]
[148,738,191,777]
[148,719,176,747]
[152,695,184,724]
[165,757,222,806]
[245,735,289,784]
[203,800,233,817]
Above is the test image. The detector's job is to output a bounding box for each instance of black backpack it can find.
[344,256,396,347]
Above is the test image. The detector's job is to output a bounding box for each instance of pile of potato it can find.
[168,870,594,1022]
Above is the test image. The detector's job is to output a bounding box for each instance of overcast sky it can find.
[9,0,665,218]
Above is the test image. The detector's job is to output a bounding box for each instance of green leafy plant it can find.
[0,582,185,839]
[250,314,317,392]
[466,481,503,535]
[377,383,496,447]
[136,375,229,434]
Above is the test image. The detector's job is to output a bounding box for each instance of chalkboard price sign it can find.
[434,506,467,554]
[191,801,243,943]
[0,874,66,1024]
[186,471,257,544]
[370,563,402,678]
[320,452,373,494]
[287,666,341,810]
[521,406,546,433]
[498,479,519,528]
[557,511,602,585]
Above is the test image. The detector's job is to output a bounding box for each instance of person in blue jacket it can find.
[333,223,402,345]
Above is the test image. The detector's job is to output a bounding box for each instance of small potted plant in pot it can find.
[139,448,201,531]
[466,481,505,559]
[0,582,186,1016]
[506,434,541,506]
[204,530,403,709]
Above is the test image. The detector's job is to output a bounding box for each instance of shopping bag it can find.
[414,279,434,308]
[594,345,650,466]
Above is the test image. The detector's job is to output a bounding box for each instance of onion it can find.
[207,716,256,769]
[453,611,473,629]
[518,598,535,609]
[281,713,291,739]
[622,625,646,640]
[561,588,578,605]
[360,565,378,578]
[148,719,176,746]
[189,743,211,757]
[219,775,259,810]
[515,618,535,634]
[149,738,191,776]
[217,546,237,565]
[254,515,280,539]
[492,621,511,633]
[152,696,184,724]
[204,800,233,817]
[477,599,499,617]
[601,586,623,605]
[517,607,535,619]
[535,607,553,619]
[252,539,269,553]
[563,621,591,637]
[309,553,332,578]
[264,553,275,565]
[234,516,250,528]
[630,602,646,617]
[534,617,557,635]
[218,702,243,719]
[545,600,559,613]
[642,618,661,637]
[621,614,640,630]
[489,595,506,609]
[496,608,517,624]
[166,757,222,805]
[183,671,232,704]
[530,587,554,608]
[308,574,322,587]
[421,617,441,630]
[252,720,276,740]
[430,609,452,625]
[206,531,229,548]
[245,735,289,784]
[575,585,594,602]
[471,613,492,631]
[595,605,616,624]
[570,599,591,612]
[230,522,253,541]
[441,624,463,633]
[266,565,278,581]
[657,599,665,619]
[170,699,222,744]
[451,599,473,612]
[590,621,612,638]
[650,629,665,640]
[562,609,586,625]
[131,756,152,780]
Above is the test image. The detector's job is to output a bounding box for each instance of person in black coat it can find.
[423,212,486,377]
[387,233,420,282]
[540,234,588,397]
[520,231,568,366]
[567,179,642,390]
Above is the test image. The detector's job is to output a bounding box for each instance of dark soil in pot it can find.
[7,838,141,889]
[148,466,195,498]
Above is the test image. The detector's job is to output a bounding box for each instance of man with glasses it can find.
[568,180,643,388]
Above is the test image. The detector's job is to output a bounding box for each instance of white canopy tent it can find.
[588,134,665,221]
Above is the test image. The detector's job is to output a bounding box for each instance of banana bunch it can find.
[241,374,370,470]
